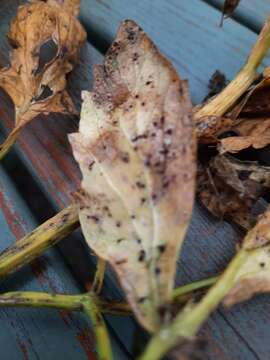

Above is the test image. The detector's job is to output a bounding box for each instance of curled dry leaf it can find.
[198,155,270,229]
[220,117,270,153]
[224,207,270,307]
[69,20,196,331]
[220,69,270,153]
[0,0,86,157]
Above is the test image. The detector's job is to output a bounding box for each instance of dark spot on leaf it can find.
[138,250,146,262]
[158,245,166,253]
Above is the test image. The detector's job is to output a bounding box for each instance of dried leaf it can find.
[198,155,270,229]
[220,117,270,153]
[220,69,270,153]
[196,115,234,143]
[221,0,241,26]
[69,20,196,331]
[0,0,86,153]
[224,208,270,307]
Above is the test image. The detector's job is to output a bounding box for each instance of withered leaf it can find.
[220,69,270,153]
[0,0,86,154]
[224,208,270,307]
[221,0,241,26]
[69,20,196,331]
[220,117,270,153]
[198,155,270,229]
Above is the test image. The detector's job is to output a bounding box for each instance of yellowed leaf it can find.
[69,20,196,331]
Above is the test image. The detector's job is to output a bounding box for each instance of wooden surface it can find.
[0,0,270,359]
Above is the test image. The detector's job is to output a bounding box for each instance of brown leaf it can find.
[220,117,270,153]
[0,0,86,149]
[198,155,270,229]
[69,20,196,331]
[219,69,270,153]
[221,0,241,26]
[196,115,234,143]
[224,207,270,307]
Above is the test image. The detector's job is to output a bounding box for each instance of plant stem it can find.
[0,205,79,278]
[82,295,113,360]
[195,15,270,119]
[139,249,248,360]
[172,275,219,300]
[92,258,106,294]
[0,130,19,160]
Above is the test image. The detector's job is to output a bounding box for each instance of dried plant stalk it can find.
[0,205,79,278]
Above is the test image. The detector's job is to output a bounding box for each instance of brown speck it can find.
[138,250,146,262]
[146,81,151,85]
[141,102,145,106]
[152,194,157,201]
[158,245,166,253]
[135,94,139,99]
[116,221,121,227]
[155,267,161,275]
[116,259,128,265]
[138,297,147,303]
[131,215,136,219]
[141,197,146,204]
[260,262,265,268]
[136,181,145,189]
[88,161,95,170]
[166,129,172,135]
[87,215,100,223]
[117,238,125,243]
[121,153,130,163]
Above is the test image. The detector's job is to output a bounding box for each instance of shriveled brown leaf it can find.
[221,0,241,26]
[69,20,196,331]
[198,155,270,229]
[224,207,270,307]
[0,0,86,152]
[220,117,270,153]
[220,69,270,153]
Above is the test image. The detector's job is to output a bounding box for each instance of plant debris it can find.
[223,207,270,307]
[0,0,86,158]
[221,0,241,26]
[69,20,196,331]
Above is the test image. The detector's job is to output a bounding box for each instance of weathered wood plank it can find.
[80,0,270,104]
[0,166,128,360]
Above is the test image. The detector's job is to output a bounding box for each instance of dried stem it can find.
[92,258,106,294]
[82,295,113,360]
[140,250,247,360]
[0,129,19,160]
[195,15,270,119]
[0,205,79,278]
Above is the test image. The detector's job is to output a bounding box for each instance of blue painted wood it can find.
[80,0,270,105]
[0,166,128,359]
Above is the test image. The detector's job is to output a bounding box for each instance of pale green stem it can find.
[82,295,113,360]
[92,258,106,294]
[0,205,79,278]
[139,249,248,360]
